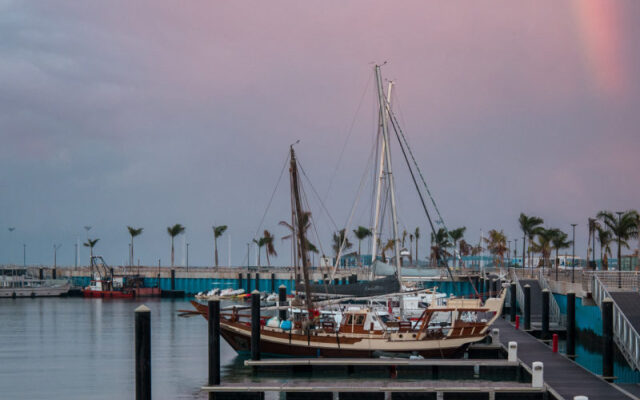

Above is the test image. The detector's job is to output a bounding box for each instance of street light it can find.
[616,211,624,288]
[571,224,577,283]
[186,243,190,271]
[53,244,62,269]
[23,244,26,268]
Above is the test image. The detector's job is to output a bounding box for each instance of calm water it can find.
[0,297,239,400]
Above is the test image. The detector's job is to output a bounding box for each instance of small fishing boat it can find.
[0,267,70,298]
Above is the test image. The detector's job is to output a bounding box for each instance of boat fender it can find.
[280,320,292,330]
[266,317,280,328]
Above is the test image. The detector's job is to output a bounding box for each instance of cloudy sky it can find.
[1,0,639,267]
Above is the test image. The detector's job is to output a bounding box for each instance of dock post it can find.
[552,334,558,353]
[255,273,260,292]
[171,269,175,291]
[510,282,517,322]
[39,268,44,280]
[508,341,517,362]
[531,361,543,388]
[348,275,354,284]
[135,305,151,400]
[251,290,261,361]
[341,277,346,285]
[238,273,243,290]
[323,273,328,284]
[52,268,57,280]
[602,297,614,382]
[541,289,550,340]
[484,278,490,301]
[567,291,576,358]
[271,273,275,293]
[208,299,220,397]
[333,278,339,285]
[352,274,358,283]
[278,285,287,321]
[523,284,531,331]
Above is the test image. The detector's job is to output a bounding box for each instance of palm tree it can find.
[280,211,313,268]
[448,227,466,268]
[431,228,452,267]
[127,226,143,267]
[587,218,599,269]
[167,224,186,267]
[597,210,639,272]
[531,228,555,272]
[414,227,420,263]
[409,234,414,264]
[83,238,99,265]
[597,226,613,270]
[262,230,277,266]
[519,213,544,270]
[253,237,266,266]
[332,229,352,267]
[381,239,395,263]
[212,225,228,267]
[550,229,571,280]
[352,226,372,265]
[484,229,507,267]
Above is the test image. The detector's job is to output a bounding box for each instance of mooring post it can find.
[39,268,44,280]
[348,275,354,284]
[170,269,175,291]
[567,291,576,358]
[602,297,614,382]
[541,289,550,340]
[531,361,544,388]
[135,305,151,400]
[523,284,531,331]
[251,290,261,361]
[341,277,346,285]
[238,273,243,291]
[52,268,57,280]
[352,274,358,283]
[508,341,518,362]
[510,282,517,322]
[208,300,220,394]
[552,334,559,353]
[255,273,260,292]
[278,285,287,321]
[271,273,276,293]
[333,278,339,285]
[323,273,328,284]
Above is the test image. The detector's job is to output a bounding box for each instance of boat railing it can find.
[592,275,640,371]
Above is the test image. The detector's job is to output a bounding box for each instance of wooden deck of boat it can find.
[493,317,637,399]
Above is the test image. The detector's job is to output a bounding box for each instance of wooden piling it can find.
[251,290,261,361]
[171,269,175,291]
[523,284,531,331]
[208,300,220,392]
[602,298,614,382]
[271,273,276,293]
[510,282,517,322]
[255,273,260,292]
[278,285,287,321]
[135,305,151,400]
[567,292,576,358]
[541,289,549,340]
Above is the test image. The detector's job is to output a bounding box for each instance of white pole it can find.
[228,234,231,267]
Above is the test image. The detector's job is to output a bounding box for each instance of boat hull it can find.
[82,289,134,299]
[0,283,71,298]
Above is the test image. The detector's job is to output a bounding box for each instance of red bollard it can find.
[552,334,558,353]
[515,315,520,330]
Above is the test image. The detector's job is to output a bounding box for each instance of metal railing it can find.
[592,275,640,371]
[537,269,565,325]
[508,268,526,315]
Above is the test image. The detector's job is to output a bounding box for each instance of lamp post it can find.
[616,211,623,288]
[186,243,190,271]
[23,244,26,268]
[53,244,62,269]
[514,238,518,267]
[571,224,577,283]
[508,240,511,267]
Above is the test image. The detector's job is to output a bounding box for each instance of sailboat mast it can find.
[375,65,402,280]
[289,146,314,312]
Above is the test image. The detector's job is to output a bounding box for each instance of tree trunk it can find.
[171,237,175,267]
[214,237,219,267]
[257,247,261,267]
[415,238,419,264]
[130,236,134,268]
[522,236,526,269]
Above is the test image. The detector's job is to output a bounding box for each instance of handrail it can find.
[592,275,640,371]
[508,268,526,315]
[537,269,565,325]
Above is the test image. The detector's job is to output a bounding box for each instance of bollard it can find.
[567,292,576,358]
[552,334,558,353]
[208,300,220,390]
[490,328,500,345]
[515,315,520,330]
[602,298,614,382]
[510,282,517,322]
[135,305,151,400]
[171,269,175,291]
[508,341,518,362]
[524,284,531,331]
[531,361,544,388]
[251,290,261,361]
[39,268,44,280]
[573,397,589,400]
[271,273,276,293]
[541,289,550,340]
[334,278,339,285]
[278,285,287,321]
[238,273,243,291]
[255,273,260,292]
[52,268,57,280]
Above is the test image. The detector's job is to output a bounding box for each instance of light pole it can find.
[186,243,190,271]
[23,244,26,268]
[571,224,577,283]
[74,242,78,268]
[514,238,518,266]
[616,211,623,288]
[507,240,511,267]
[53,244,62,269]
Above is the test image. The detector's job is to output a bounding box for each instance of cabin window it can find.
[344,315,353,325]
[354,315,365,325]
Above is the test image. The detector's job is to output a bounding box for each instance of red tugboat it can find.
[82,256,159,298]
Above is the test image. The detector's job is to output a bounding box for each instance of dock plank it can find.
[493,317,634,399]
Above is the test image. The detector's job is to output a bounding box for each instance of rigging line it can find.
[252,151,290,241]
[297,160,338,231]
[323,72,374,204]
[384,99,449,233]
[387,107,454,281]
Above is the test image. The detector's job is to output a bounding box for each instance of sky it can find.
[1,0,639,267]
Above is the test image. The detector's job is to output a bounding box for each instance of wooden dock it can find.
[493,317,637,399]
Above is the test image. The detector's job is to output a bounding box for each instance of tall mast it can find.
[375,65,402,280]
[290,146,313,312]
